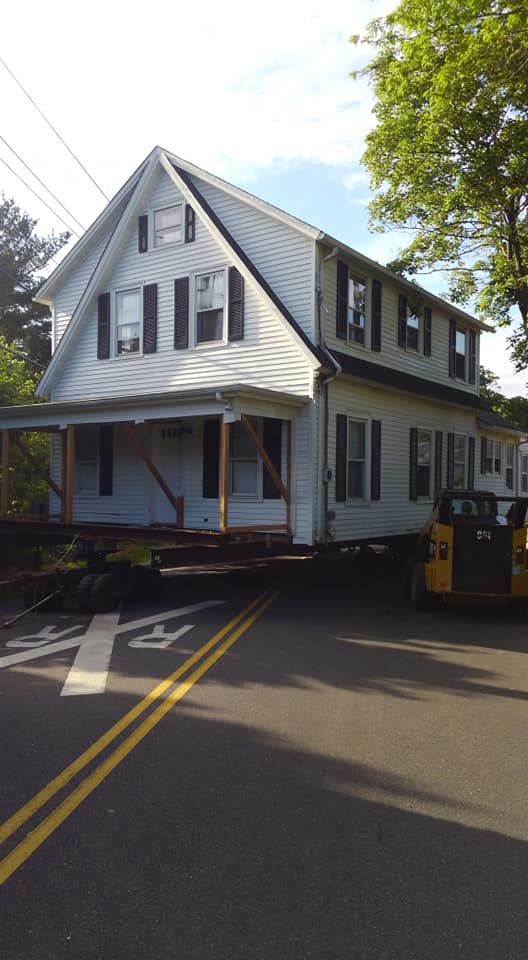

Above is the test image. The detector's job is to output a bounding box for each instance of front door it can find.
[150,425,184,524]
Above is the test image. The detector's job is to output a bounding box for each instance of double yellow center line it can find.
[0,586,279,886]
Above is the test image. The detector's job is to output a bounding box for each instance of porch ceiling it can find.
[0,385,311,430]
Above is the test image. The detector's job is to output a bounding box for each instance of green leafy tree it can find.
[479,365,528,429]
[355,0,528,367]
[0,197,68,367]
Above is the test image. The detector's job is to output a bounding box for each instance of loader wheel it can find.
[90,573,120,613]
[76,574,98,613]
[410,561,435,611]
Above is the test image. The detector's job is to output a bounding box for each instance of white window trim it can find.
[346,415,371,504]
[347,275,368,348]
[112,286,143,360]
[417,426,433,500]
[189,264,229,350]
[151,202,184,249]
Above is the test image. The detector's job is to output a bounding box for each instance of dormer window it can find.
[348,277,366,345]
[154,204,183,246]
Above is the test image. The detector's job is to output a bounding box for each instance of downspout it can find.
[317,245,340,547]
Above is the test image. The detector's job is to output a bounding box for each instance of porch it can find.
[0,385,310,544]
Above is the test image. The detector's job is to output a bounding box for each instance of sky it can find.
[0,0,525,395]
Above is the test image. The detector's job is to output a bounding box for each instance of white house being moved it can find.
[0,147,524,548]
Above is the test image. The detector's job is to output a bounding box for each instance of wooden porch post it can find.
[62,425,75,524]
[1,430,9,518]
[286,420,292,533]
[219,418,230,532]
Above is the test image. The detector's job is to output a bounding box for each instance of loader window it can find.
[450,497,496,520]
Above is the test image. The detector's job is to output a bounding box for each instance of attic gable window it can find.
[154,204,183,246]
[348,277,366,344]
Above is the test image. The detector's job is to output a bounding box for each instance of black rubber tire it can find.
[76,574,98,613]
[90,573,120,613]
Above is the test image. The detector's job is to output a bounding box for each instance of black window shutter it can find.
[336,261,348,340]
[447,432,455,487]
[185,205,196,243]
[174,277,189,349]
[434,430,443,494]
[468,436,475,489]
[336,414,347,502]
[469,330,477,384]
[398,294,407,348]
[99,425,114,496]
[371,279,382,352]
[97,292,110,359]
[263,418,282,499]
[202,419,220,498]
[409,426,418,500]
[143,283,158,354]
[449,319,456,378]
[228,267,244,341]
[424,306,432,356]
[371,419,381,500]
[480,436,487,473]
[138,215,148,254]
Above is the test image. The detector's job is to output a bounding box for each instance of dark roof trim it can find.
[477,411,526,435]
[172,163,336,372]
[332,350,490,412]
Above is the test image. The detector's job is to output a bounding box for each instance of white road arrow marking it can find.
[6,624,84,648]
[128,623,194,649]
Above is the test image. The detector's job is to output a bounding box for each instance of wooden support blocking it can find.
[219,419,230,532]
[122,422,184,524]
[240,414,290,505]
[62,425,75,524]
[1,430,9,518]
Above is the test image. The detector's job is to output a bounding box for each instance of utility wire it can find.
[0,55,109,202]
[0,134,86,232]
[0,155,81,237]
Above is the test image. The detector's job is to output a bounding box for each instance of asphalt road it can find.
[1,554,528,959]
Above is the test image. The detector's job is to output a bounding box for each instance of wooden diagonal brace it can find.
[122,422,183,523]
[240,414,290,505]
[12,435,64,501]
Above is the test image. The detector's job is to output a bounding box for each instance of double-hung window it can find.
[154,204,183,246]
[455,330,466,379]
[116,289,141,355]
[453,434,467,488]
[484,438,493,474]
[348,277,366,345]
[347,420,366,498]
[406,305,420,351]
[506,443,514,490]
[417,430,432,497]
[74,427,98,494]
[229,421,258,496]
[522,454,528,493]
[195,271,225,344]
[494,440,502,474]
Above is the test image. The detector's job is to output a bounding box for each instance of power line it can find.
[0,134,86,232]
[0,55,109,202]
[0,155,81,238]
[0,339,46,370]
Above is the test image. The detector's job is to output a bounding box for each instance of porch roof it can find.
[0,384,311,430]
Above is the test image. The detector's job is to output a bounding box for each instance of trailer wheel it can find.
[90,573,120,613]
[76,574,98,613]
[410,561,435,611]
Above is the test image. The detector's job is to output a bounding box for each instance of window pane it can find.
[407,310,419,330]
[347,461,364,498]
[348,421,365,460]
[417,465,430,497]
[75,426,98,460]
[494,442,502,472]
[76,462,97,494]
[522,475,528,492]
[454,435,466,461]
[196,310,223,343]
[455,353,465,378]
[231,422,255,458]
[349,278,366,314]
[154,205,182,245]
[456,330,466,354]
[418,431,431,465]
[196,272,224,311]
[453,462,466,488]
[523,455,528,472]
[231,460,258,495]
[117,290,140,325]
[507,444,514,466]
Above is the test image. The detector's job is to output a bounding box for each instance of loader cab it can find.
[413,490,528,607]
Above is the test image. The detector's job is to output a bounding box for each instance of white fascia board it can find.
[159,153,320,372]
[319,234,493,332]
[35,154,155,304]
[36,153,161,398]
[161,147,320,241]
